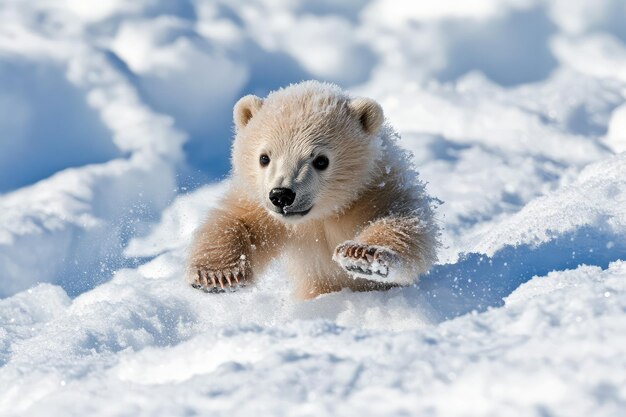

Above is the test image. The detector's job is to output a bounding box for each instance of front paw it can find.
[190,256,249,293]
[333,241,398,280]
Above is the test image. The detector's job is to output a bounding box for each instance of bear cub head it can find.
[231,81,385,224]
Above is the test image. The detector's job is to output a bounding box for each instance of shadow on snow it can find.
[417,224,625,322]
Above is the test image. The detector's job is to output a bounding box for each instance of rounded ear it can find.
[234,95,264,130]
[349,97,384,134]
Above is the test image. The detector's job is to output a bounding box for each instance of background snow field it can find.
[1,0,625,416]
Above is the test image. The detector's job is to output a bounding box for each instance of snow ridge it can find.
[1,1,626,416]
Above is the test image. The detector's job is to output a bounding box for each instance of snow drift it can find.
[0,1,625,416]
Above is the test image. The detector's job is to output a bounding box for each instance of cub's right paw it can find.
[189,257,249,293]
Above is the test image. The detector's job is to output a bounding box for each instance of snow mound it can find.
[1,1,626,416]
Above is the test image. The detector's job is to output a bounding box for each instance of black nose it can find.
[269,188,296,208]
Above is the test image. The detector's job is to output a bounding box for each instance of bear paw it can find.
[190,258,249,293]
[333,241,399,281]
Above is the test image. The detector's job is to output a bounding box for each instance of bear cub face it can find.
[231,82,385,224]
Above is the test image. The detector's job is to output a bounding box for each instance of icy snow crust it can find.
[1,1,626,416]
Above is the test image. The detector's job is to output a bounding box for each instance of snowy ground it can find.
[1,1,626,416]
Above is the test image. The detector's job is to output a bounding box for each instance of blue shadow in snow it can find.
[0,60,120,193]
[438,7,558,86]
[294,0,372,24]
[417,225,626,321]
[585,1,626,46]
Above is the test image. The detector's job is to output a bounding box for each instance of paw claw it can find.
[191,262,249,293]
[208,272,217,287]
[333,241,398,279]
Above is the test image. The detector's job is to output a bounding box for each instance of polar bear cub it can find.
[187,81,439,299]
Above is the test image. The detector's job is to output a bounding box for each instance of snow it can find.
[1,1,625,416]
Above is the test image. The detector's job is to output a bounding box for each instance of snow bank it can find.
[475,153,626,254]
[0,22,185,296]
[1,1,626,416]
[1,254,624,416]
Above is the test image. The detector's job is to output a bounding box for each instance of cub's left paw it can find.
[333,241,398,281]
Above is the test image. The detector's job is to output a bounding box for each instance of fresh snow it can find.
[1,1,626,416]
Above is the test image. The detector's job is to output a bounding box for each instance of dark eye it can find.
[312,155,329,171]
[260,154,270,167]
